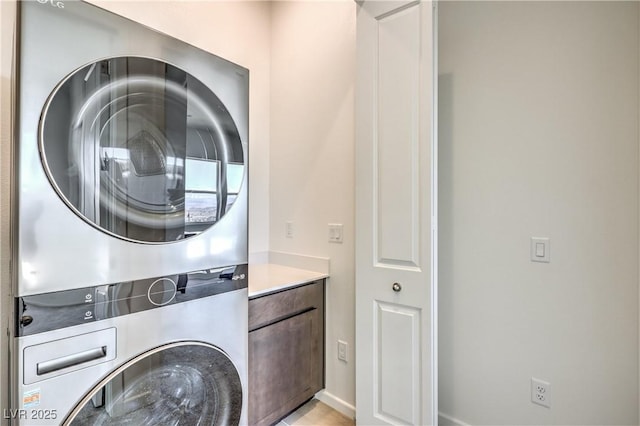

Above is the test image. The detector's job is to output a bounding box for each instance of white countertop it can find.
[248,264,328,298]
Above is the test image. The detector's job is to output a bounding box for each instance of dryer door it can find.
[40,56,245,243]
[64,342,242,425]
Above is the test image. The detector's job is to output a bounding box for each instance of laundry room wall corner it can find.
[269,0,356,412]
[0,0,17,423]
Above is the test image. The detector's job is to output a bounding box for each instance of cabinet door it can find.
[355,1,437,425]
[248,308,322,426]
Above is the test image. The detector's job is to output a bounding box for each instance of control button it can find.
[535,243,545,257]
[84,293,93,303]
[148,278,177,306]
[84,311,93,320]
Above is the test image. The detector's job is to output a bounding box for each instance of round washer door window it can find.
[41,57,245,243]
[64,342,243,425]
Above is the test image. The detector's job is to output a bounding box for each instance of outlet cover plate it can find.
[338,340,348,362]
[531,377,551,408]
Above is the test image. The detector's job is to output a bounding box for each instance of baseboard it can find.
[438,411,471,426]
[268,251,330,274]
[314,390,355,420]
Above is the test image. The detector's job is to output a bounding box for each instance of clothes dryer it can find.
[15,0,248,296]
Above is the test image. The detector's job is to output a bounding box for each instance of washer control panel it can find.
[16,264,247,336]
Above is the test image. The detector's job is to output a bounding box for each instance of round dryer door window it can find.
[64,342,243,425]
[40,57,245,243]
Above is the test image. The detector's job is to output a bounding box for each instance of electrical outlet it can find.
[531,377,551,408]
[286,221,294,238]
[337,340,348,362]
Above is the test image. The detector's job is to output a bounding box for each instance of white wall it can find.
[269,0,356,410]
[88,0,272,256]
[438,2,639,425]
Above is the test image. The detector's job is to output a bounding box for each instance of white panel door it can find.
[355,1,436,425]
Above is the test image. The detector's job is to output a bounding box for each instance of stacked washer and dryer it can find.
[11,1,249,424]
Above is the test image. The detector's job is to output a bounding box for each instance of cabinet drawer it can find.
[248,280,324,331]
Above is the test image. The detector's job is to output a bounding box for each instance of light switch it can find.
[328,223,343,243]
[531,237,550,263]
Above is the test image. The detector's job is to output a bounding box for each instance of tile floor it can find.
[277,399,354,426]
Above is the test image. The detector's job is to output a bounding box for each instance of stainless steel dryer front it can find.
[15,0,249,296]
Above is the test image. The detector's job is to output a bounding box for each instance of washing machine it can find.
[13,265,248,425]
[15,0,249,297]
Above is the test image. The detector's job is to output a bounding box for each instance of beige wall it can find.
[438,2,639,425]
[269,1,356,408]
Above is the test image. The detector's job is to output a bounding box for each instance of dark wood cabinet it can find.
[248,280,325,426]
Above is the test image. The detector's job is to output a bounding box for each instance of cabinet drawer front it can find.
[248,281,323,331]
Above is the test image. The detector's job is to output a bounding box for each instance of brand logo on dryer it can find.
[37,0,64,9]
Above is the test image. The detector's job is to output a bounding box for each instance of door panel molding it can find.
[373,2,422,270]
[374,301,422,425]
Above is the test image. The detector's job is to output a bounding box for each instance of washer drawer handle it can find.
[37,346,107,376]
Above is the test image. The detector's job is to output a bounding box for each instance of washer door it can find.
[41,57,245,243]
[64,342,242,425]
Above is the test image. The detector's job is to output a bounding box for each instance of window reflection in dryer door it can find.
[40,57,245,243]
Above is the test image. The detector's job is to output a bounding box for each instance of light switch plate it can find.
[530,237,550,263]
[328,223,343,243]
[338,340,348,362]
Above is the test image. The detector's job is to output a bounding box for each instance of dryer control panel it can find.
[16,264,248,336]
